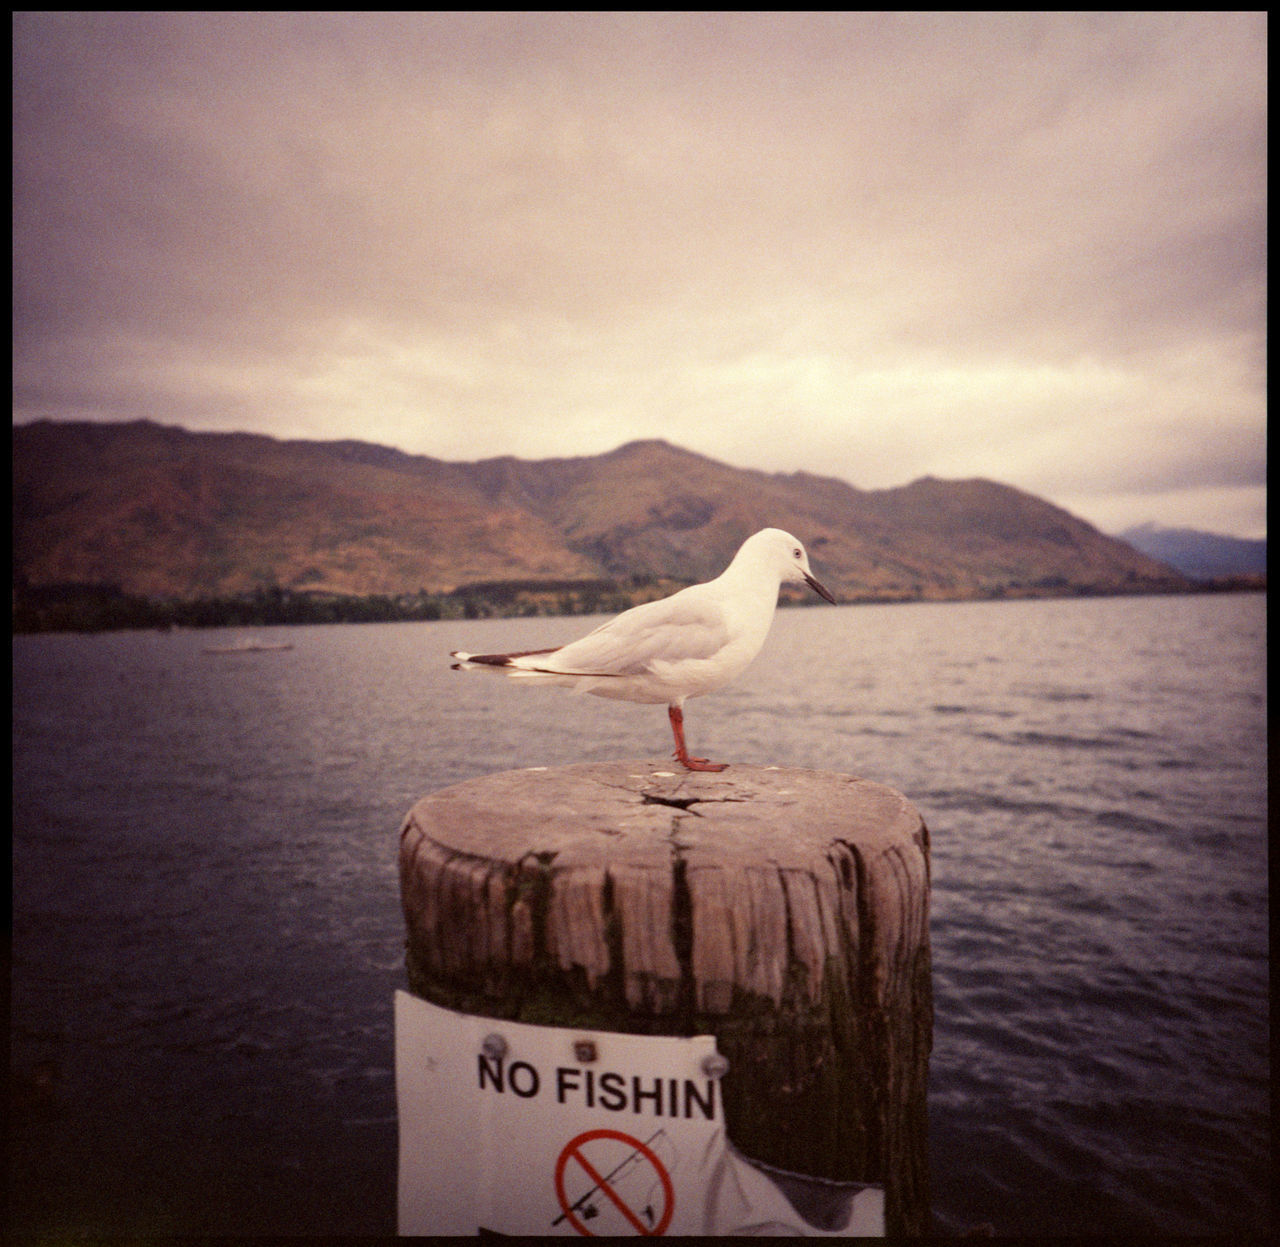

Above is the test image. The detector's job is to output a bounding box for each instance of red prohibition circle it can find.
[553,1127,675,1236]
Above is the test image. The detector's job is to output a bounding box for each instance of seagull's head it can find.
[748,528,838,603]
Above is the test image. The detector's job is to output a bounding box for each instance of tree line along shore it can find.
[12,573,1262,635]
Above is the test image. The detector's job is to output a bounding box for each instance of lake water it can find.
[10,593,1268,1236]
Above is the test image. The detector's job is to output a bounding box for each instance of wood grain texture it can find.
[399,759,932,1234]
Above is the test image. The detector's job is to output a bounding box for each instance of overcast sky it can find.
[12,12,1267,537]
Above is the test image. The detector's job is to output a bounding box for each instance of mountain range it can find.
[1119,522,1265,582]
[14,419,1192,604]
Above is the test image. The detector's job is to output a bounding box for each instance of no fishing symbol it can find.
[552,1128,675,1236]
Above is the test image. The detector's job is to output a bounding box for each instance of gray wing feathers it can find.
[534,588,729,676]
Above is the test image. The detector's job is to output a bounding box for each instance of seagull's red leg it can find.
[668,704,727,772]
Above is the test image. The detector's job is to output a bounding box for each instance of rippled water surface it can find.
[11,593,1268,1236]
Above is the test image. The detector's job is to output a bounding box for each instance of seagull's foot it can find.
[667,705,728,772]
[673,749,728,773]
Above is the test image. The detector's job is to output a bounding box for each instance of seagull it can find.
[449,528,836,771]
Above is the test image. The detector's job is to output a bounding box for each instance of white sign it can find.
[395,991,884,1236]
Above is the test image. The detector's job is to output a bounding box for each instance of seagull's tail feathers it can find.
[450,647,561,674]
[450,647,588,688]
[450,647,558,669]
[450,648,629,695]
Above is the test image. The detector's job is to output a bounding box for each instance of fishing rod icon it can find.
[551,1128,675,1234]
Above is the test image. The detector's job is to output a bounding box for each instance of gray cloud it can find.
[12,11,1266,536]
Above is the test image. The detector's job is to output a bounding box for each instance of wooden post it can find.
[399,760,932,1236]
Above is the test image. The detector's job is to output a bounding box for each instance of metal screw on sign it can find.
[481,1033,507,1061]
[573,1039,598,1063]
[701,1053,730,1079]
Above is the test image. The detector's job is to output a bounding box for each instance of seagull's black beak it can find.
[804,572,837,604]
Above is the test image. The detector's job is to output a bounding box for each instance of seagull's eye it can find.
[793,548,802,559]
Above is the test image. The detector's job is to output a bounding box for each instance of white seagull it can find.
[450,527,836,771]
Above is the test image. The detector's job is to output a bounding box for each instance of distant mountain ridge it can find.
[1119,522,1265,581]
[13,419,1190,603]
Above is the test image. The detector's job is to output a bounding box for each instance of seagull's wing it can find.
[536,586,730,677]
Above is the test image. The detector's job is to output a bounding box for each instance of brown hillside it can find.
[12,420,1188,601]
[13,420,595,597]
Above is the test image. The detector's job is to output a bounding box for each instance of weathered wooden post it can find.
[397,760,931,1236]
